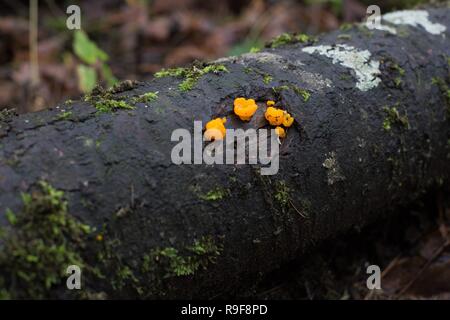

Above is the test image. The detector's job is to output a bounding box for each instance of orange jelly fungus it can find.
[264,107,284,126]
[266,100,275,107]
[204,117,227,140]
[282,111,294,127]
[233,97,258,121]
[275,126,286,138]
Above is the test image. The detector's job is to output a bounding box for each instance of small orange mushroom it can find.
[266,100,275,107]
[282,111,294,127]
[264,106,284,126]
[234,97,258,121]
[274,126,286,138]
[204,117,227,141]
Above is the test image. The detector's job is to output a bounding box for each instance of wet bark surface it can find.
[0,8,449,298]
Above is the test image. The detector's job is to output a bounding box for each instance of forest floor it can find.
[243,190,450,300]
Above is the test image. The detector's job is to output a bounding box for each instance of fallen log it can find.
[0,7,449,299]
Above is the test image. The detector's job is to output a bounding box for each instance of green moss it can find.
[263,74,273,85]
[55,111,73,121]
[382,105,410,131]
[340,23,354,31]
[0,108,15,123]
[199,187,228,201]
[132,91,158,104]
[274,181,290,208]
[390,63,405,88]
[112,265,139,291]
[273,85,311,102]
[0,181,92,299]
[244,67,254,74]
[268,33,313,48]
[179,77,198,92]
[154,64,228,92]
[393,77,402,87]
[95,98,134,113]
[272,85,290,93]
[107,80,139,94]
[143,236,221,278]
[431,77,450,117]
[291,86,311,102]
[82,85,136,114]
[154,67,187,78]
[392,64,405,77]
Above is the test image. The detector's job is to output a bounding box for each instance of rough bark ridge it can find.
[0,7,449,299]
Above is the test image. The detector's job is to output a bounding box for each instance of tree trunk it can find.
[0,7,449,299]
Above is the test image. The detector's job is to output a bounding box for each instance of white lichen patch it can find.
[294,71,332,90]
[382,10,446,35]
[216,51,332,90]
[367,23,397,34]
[322,151,345,185]
[215,52,294,66]
[302,44,381,91]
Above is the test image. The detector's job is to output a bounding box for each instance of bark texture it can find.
[0,7,449,299]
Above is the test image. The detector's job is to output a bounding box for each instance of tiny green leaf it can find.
[77,64,97,93]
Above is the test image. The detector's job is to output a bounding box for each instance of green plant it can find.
[73,30,117,93]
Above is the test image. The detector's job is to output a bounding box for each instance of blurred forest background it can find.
[0,0,440,113]
[0,0,449,299]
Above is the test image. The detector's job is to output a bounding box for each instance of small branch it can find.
[29,0,40,87]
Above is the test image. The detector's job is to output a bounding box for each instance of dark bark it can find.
[0,7,449,299]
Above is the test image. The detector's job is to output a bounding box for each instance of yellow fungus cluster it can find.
[204,117,227,141]
[233,97,258,121]
[204,97,295,142]
[264,100,295,138]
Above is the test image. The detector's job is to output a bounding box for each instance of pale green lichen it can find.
[382,10,446,35]
[302,44,381,91]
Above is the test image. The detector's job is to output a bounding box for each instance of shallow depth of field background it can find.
[0,0,432,113]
